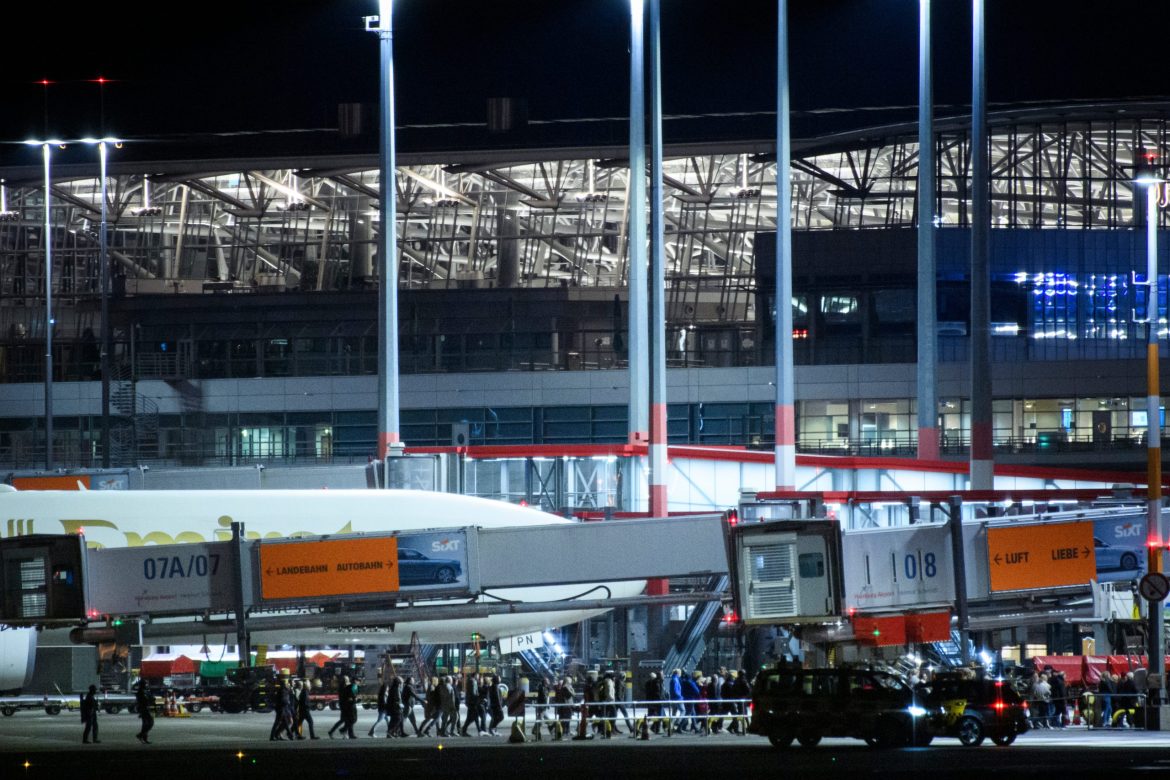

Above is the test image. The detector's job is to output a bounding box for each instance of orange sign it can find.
[260,537,399,600]
[987,521,1096,592]
[13,475,90,490]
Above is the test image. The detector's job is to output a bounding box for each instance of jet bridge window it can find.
[798,552,825,578]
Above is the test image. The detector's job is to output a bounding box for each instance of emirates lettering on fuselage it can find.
[2,514,355,549]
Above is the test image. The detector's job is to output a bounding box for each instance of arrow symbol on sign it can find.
[1082,547,1090,557]
[994,554,1002,565]
[266,567,272,576]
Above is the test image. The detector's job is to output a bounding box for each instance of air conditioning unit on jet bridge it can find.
[730,520,843,624]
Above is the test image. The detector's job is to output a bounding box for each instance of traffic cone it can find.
[639,717,651,740]
[509,718,527,744]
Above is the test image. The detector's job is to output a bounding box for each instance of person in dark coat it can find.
[487,675,505,735]
[384,674,403,737]
[1049,671,1068,728]
[135,680,154,744]
[419,677,441,736]
[294,679,319,739]
[80,684,100,743]
[399,677,422,736]
[1117,672,1139,727]
[270,679,296,740]
[368,680,390,737]
[329,675,358,738]
[460,672,480,736]
[344,676,360,737]
[644,672,663,733]
[477,675,491,733]
[730,669,752,733]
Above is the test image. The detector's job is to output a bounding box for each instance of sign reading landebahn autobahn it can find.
[259,536,400,600]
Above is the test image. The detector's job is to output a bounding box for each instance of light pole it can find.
[969,0,993,490]
[648,0,667,521]
[24,140,63,470]
[774,0,796,490]
[367,1,401,461]
[628,0,650,453]
[1136,157,1166,718]
[99,139,110,468]
[80,138,117,468]
[916,0,939,460]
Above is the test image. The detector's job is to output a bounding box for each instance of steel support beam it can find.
[137,591,725,640]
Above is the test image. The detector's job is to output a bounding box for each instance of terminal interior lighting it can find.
[1135,150,1164,186]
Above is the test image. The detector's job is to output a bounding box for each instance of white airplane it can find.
[0,487,645,690]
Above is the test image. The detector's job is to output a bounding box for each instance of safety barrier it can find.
[244,695,755,741]
[523,698,753,740]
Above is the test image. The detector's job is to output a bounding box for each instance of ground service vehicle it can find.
[749,665,930,748]
[190,665,278,713]
[922,672,1030,746]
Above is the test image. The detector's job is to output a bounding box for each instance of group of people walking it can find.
[314,669,509,740]
[645,667,751,735]
[529,666,752,740]
[79,665,753,745]
[415,671,507,737]
[269,676,324,740]
[1029,667,1142,729]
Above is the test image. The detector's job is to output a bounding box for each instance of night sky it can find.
[3,1,1169,153]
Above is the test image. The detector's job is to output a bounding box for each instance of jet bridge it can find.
[0,514,732,641]
[730,488,1156,648]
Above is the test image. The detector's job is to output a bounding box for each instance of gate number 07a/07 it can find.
[903,552,938,580]
[143,553,222,580]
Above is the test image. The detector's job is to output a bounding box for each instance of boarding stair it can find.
[662,575,729,674]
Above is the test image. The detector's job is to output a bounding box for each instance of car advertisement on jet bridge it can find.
[392,531,469,589]
[842,524,955,612]
[1092,514,1146,583]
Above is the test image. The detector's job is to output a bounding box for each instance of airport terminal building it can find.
[0,101,1168,473]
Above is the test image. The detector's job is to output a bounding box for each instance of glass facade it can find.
[1,111,1168,469]
[1,394,1165,469]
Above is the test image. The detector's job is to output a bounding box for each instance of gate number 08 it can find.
[903,552,937,580]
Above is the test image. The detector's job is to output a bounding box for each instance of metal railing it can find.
[409,697,754,739]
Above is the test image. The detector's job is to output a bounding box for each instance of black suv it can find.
[749,666,931,748]
[921,672,1030,746]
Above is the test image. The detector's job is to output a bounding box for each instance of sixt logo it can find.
[432,538,461,552]
[1114,523,1143,539]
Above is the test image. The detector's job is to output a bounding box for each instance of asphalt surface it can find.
[3,710,1170,779]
